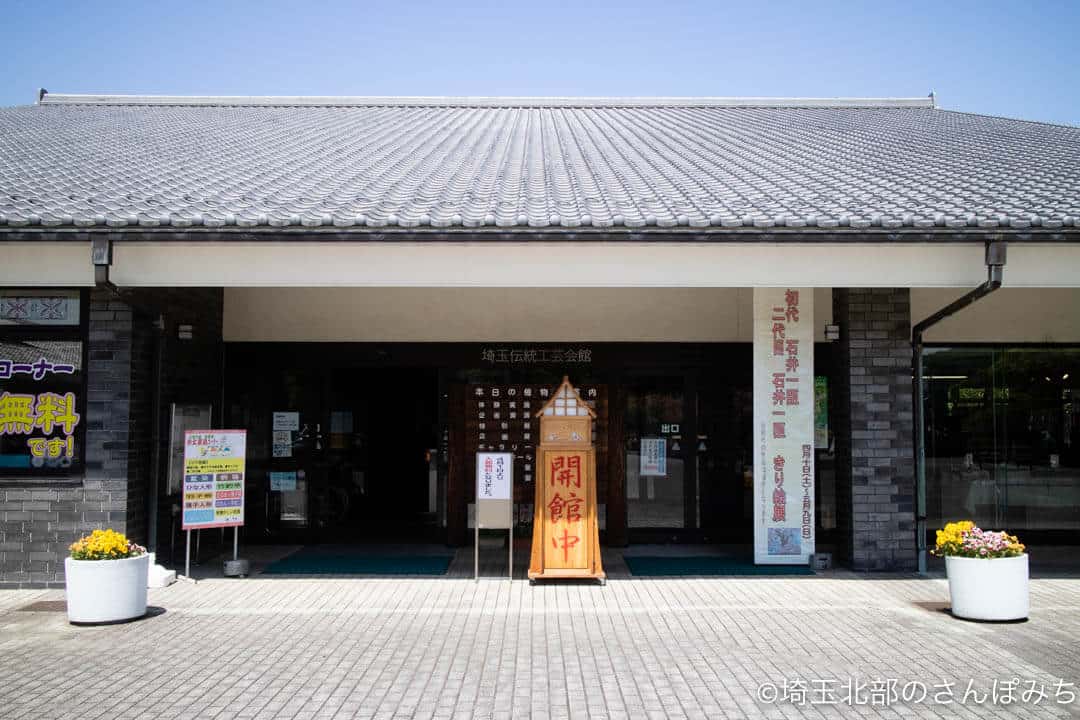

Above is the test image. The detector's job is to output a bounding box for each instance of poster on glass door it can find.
[639,438,667,476]
[753,288,814,565]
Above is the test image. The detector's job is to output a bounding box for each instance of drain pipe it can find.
[91,236,118,294]
[913,238,1007,573]
[92,237,167,552]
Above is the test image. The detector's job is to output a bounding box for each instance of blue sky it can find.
[3,0,1078,125]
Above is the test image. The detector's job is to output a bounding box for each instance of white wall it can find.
[224,287,835,343]
[105,241,1080,287]
[5,240,1080,289]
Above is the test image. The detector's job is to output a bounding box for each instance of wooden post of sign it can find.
[528,377,605,584]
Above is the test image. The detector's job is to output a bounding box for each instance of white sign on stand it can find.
[753,288,815,565]
[476,452,513,581]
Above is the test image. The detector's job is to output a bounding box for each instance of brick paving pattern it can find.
[1,555,1078,719]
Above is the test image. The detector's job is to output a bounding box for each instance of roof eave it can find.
[1,226,1077,243]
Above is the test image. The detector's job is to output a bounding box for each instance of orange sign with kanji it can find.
[528,377,605,583]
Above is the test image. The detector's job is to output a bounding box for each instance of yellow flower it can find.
[69,528,143,560]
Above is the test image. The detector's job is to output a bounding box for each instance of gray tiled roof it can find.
[0,93,1078,232]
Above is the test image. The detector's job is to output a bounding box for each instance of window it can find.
[0,290,88,477]
[923,346,1080,538]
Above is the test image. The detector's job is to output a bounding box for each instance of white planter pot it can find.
[65,554,150,624]
[946,554,1029,621]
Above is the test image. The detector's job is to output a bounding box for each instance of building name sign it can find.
[753,288,815,565]
[481,347,593,364]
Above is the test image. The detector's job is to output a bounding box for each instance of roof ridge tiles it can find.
[36,92,937,109]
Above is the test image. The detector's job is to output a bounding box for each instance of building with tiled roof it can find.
[1,92,1077,234]
[0,92,1078,588]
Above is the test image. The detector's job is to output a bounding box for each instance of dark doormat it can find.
[624,556,816,576]
[262,549,452,576]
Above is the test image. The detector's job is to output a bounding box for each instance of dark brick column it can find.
[0,291,135,588]
[833,288,916,571]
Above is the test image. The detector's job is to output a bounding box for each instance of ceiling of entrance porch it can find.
[222,287,836,343]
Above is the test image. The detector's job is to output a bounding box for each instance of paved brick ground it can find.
[1,550,1079,719]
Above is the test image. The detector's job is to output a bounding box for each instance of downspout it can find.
[92,237,166,551]
[913,238,1007,573]
[91,236,118,294]
[148,315,165,552]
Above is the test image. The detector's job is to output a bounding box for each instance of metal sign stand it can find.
[474,511,513,583]
[475,452,514,582]
[183,529,195,582]
[224,526,249,577]
[182,526,243,581]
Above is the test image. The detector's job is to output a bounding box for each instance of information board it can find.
[753,288,815,565]
[182,430,246,530]
[476,452,512,529]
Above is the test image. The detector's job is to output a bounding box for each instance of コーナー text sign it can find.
[183,430,246,529]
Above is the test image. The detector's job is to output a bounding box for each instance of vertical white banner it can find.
[754,288,815,564]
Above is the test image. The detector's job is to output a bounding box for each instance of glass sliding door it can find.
[625,376,687,529]
[696,378,754,541]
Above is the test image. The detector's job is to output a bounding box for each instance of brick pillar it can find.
[0,289,223,588]
[76,292,138,569]
[833,288,916,571]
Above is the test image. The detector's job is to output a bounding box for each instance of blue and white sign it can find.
[639,438,666,477]
[270,471,297,492]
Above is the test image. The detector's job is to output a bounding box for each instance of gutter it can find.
[912,238,1007,573]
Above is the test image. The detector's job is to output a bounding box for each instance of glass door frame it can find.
[623,367,702,542]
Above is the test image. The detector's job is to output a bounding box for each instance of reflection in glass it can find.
[626,378,685,528]
[924,347,1080,535]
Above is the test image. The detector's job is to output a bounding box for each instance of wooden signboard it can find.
[528,377,605,584]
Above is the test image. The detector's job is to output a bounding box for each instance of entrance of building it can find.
[225,351,439,543]
[621,368,755,544]
[223,342,835,551]
[317,367,438,540]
